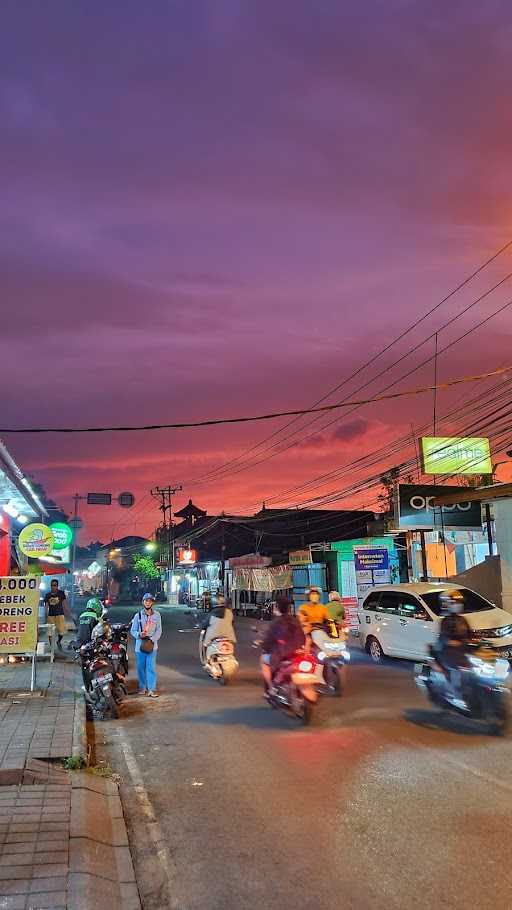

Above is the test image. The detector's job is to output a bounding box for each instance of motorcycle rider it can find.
[435,590,472,694]
[200,595,236,662]
[77,597,103,645]
[298,586,330,634]
[260,597,305,694]
[326,591,345,627]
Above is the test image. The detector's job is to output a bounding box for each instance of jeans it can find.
[136,650,157,691]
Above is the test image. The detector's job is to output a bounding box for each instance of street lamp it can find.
[145,542,157,552]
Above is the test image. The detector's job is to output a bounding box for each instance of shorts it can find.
[261,654,271,665]
[48,615,66,635]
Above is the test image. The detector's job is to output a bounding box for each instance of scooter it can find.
[199,631,239,685]
[108,622,130,675]
[253,631,322,725]
[266,651,322,725]
[310,622,350,696]
[415,642,511,736]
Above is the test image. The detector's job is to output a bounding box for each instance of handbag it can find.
[138,612,154,653]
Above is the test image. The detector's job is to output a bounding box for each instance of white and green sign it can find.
[420,436,492,476]
[49,522,74,550]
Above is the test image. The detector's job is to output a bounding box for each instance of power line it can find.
[255,370,512,509]
[186,277,512,488]
[184,239,512,485]
[204,292,512,498]
[5,367,504,435]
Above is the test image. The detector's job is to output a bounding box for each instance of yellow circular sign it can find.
[18,523,55,559]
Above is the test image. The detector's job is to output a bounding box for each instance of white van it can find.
[357,583,512,663]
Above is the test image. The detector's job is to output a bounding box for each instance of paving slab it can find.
[0,775,140,909]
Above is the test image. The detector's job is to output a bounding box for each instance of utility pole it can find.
[151,484,182,574]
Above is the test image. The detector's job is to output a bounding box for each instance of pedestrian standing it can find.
[130,593,162,698]
[44,579,68,650]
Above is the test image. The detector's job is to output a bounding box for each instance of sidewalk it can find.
[0,653,140,908]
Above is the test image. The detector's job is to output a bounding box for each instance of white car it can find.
[357,583,512,663]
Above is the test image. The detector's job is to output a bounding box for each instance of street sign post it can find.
[87,493,112,505]
[118,492,135,508]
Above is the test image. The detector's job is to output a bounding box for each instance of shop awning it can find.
[231,564,292,592]
[0,439,47,520]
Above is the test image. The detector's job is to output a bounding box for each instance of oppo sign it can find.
[398,485,482,530]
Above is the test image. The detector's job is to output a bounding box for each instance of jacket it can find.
[130,610,162,653]
[262,615,305,662]
[202,607,236,648]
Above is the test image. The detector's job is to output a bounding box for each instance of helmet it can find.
[329,591,342,602]
[440,590,464,614]
[86,597,103,618]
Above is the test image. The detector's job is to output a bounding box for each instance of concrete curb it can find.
[72,694,88,764]
[69,773,141,909]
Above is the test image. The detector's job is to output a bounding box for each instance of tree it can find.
[377,467,414,517]
[132,554,159,580]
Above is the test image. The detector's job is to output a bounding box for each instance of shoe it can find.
[136,689,148,696]
[148,691,159,698]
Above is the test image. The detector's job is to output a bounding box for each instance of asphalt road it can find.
[95,606,512,910]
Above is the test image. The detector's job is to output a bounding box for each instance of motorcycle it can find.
[253,631,321,724]
[74,623,127,720]
[415,641,511,736]
[310,621,350,696]
[108,622,130,675]
[199,631,239,684]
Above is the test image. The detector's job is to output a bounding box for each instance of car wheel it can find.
[367,636,385,663]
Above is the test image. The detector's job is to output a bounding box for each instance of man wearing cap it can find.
[130,593,162,697]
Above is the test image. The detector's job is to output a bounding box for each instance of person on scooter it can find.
[326,591,345,626]
[200,595,236,661]
[298,586,330,634]
[435,591,472,693]
[77,597,103,645]
[260,597,305,694]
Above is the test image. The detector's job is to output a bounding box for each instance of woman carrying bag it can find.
[131,593,162,697]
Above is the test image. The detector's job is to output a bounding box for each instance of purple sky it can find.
[2,1,512,541]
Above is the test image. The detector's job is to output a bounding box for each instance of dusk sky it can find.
[2,1,512,542]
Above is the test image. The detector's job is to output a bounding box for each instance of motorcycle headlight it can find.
[495,659,510,680]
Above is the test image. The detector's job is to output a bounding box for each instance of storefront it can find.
[226,555,293,615]
[397,483,486,581]
[331,536,401,628]
[0,440,47,575]
[169,557,222,605]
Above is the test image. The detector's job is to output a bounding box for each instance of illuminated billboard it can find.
[420,436,492,476]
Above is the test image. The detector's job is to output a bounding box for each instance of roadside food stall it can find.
[226,554,293,617]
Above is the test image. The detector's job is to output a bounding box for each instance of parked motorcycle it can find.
[74,629,127,720]
[310,623,350,696]
[415,642,511,736]
[199,631,239,684]
[108,622,130,675]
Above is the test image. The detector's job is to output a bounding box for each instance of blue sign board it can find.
[354,547,389,572]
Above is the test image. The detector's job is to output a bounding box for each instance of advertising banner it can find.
[398,484,482,530]
[18,524,55,559]
[289,548,312,566]
[0,576,39,654]
[420,436,492,476]
[231,565,293,592]
[353,547,389,572]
